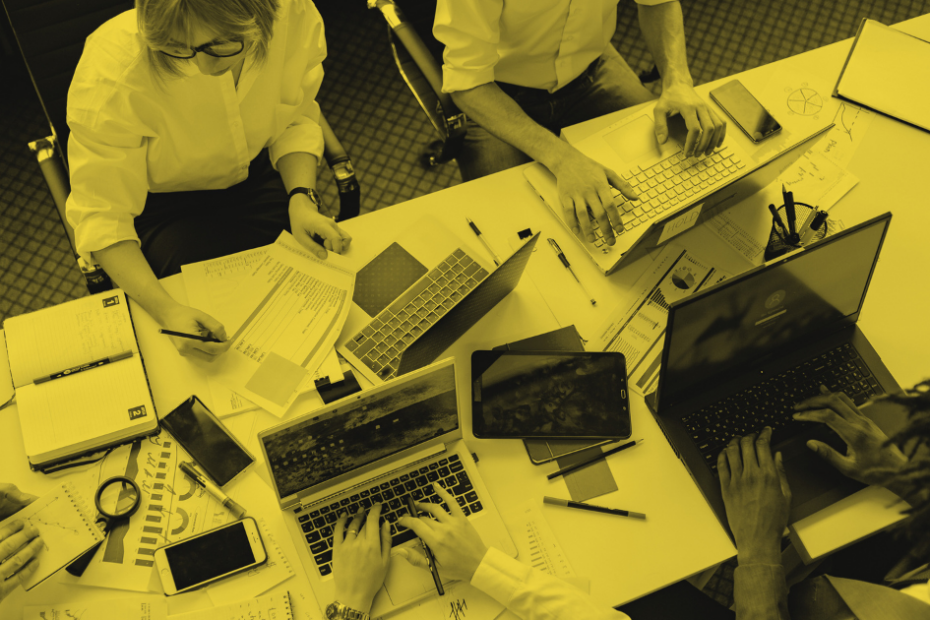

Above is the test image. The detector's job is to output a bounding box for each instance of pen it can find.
[544,497,646,520]
[465,218,502,267]
[179,461,246,519]
[405,495,444,596]
[782,184,799,244]
[796,208,818,245]
[159,329,223,343]
[34,350,133,385]
[547,238,596,306]
[547,439,643,480]
[767,204,789,244]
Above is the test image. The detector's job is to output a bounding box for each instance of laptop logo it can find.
[765,290,786,309]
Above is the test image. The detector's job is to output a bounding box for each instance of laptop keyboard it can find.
[345,249,489,381]
[292,453,484,576]
[589,147,745,250]
[683,343,881,476]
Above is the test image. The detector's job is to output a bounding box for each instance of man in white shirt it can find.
[66,0,350,360]
[433,0,726,250]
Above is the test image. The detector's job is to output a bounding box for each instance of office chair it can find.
[368,0,465,168]
[2,0,360,294]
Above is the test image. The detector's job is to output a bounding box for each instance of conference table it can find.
[2,12,929,618]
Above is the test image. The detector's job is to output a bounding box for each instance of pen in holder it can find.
[764,201,828,261]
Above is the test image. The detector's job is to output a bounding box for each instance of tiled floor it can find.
[3,1,928,323]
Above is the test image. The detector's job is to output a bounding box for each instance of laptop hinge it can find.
[297,443,446,507]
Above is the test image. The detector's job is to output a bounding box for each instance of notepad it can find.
[834,19,930,132]
[24,599,167,620]
[2,290,158,470]
[0,481,104,591]
[172,592,294,620]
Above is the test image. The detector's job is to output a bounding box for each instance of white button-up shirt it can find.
[435,0,672,94]
[66,0,326,263]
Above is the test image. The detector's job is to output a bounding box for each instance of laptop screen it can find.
[659,214,890,408]
[262,364,458,500]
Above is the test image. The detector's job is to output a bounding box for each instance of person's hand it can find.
[289,195,352,260]
[159,304,230,362]
[0,484,37,521]
[395,483,489,582]
[793,386,908,490]
[718,428,791,565]
[654,82,726,158]
[332,503,391,614]
[0,517,43,603]
[553,145,639,248]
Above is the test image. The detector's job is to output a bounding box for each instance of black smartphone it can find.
[709,80,781,143]
[160,395,254,487]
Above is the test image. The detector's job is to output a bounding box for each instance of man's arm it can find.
[638,1,726,156]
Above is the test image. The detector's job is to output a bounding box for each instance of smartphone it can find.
[160,395,254,487]
[154,518,266,595]
[709,80,781,143]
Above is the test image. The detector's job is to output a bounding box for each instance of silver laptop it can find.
[524,108,832,274]
[258,358,517,616]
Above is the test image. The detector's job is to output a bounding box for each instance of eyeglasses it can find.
[159,39,244,59]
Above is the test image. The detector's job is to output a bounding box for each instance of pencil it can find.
[158,329,223,343]
[544,497,646,520]
[547,439,643,480]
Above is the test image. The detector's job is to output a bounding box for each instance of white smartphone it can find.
[154,518,266,595]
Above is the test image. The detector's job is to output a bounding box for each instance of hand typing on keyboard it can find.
[550,144,639,247]
[332,502,391,615]
[653,84,727,158]
[395,482,489,583]
[792,386,908,491]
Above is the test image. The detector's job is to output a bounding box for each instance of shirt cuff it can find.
[734,564,789,620]
[441,65,497,93]
[470,547,530,607]
[635,0,678,5]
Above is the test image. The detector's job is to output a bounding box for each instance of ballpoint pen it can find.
[405,495,444,595]
[543,497,646,520]
[547,439,643,480]
[768,204,789,244]
[466,217,502,267]
[782,184,799,244]
[33,350,133,384]
[547,238,596,306]
[179,461,247,519]
[159,329,224,343]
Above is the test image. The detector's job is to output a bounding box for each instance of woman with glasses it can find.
[66,0,350,360]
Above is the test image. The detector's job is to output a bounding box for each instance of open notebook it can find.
[3,290,158,470]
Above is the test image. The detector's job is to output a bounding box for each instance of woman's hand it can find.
[159,304,231,362]
[718,428,792,565]
[396,483,489,583]
[332,503,391,614]
[793,386,908,490]
[0,485,43,604]
[289,195,352,260]
[653,83,726,158]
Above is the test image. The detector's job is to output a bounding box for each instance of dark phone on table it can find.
[160,395,254,487]
[710,80,782,143]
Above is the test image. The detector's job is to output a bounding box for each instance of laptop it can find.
[644,212,903,534]
[524,109,832,274]
[338,216,540,384]
[259,357,517,616]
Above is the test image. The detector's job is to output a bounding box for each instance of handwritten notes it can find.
[24,599,167,620]
[172,592,294,620]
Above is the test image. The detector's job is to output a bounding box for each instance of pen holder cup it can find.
[764,204,828,261]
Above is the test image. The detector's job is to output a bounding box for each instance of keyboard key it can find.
[464,491,479,503]
[306,530,321,544]
[324,513,337,524]
[312,517,325,529]
[469,501,483,514]
[320,525,333,538]
[314,550,332,566]
[298,514,310,523]
[318,564,332,576]
[309,540,328,555]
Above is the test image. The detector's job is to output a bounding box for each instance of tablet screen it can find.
[472,351,630,439]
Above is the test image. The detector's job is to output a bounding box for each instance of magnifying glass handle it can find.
[66,540,103,577]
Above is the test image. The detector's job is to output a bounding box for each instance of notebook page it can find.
[5,291,135,388]
[838,21,930,130]
[17,356,155,460]
[0,481,104,590]
[24,598,167,620]
[171,592,293,620]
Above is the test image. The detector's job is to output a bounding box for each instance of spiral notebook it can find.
[0,481,104,590]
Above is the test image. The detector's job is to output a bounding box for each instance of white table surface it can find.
[3,12,930,617]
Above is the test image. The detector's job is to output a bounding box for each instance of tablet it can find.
[471,351,631,439]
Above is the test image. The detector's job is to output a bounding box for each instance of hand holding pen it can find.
[158,305,231,361]
[396,483,489,585]
[332,503,393,614]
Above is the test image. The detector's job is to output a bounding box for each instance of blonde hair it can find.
[135,0,280,80]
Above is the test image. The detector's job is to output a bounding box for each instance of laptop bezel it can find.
[258,357,462,509]
[654,211,893,411]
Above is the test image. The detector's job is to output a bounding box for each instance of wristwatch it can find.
[325,601,369,620]
[288,186,323,209]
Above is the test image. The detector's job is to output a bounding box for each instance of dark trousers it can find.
[617,580,735,619]
[135,149,290,278]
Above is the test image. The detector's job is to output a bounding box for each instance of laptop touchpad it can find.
[384,551,451,604]
[354,242,428,317]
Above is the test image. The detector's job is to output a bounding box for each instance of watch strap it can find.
[288,186,322,207]
[325,601,369,620]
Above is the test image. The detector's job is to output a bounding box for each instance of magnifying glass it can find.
[66,476,141,577]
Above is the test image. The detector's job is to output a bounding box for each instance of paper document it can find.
[506,500,576,579]
[172,592,294,620]
[594,245,729,395]
[778,149,858,211]
[374,580,504,620]
[24,599,167,620]
[196,233,355,417]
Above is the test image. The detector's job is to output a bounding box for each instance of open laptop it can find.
[524,110,832,274]
[258,357,516,616]
[644,212,902,534]
[338,216,539,384]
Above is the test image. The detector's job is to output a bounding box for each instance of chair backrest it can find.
[2,0,133,167]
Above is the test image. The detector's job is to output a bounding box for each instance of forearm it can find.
[733,563,790,620]
[638,2,693,89]
[93,241,181,324]
[451,84,573,175]
[276,151,319,194]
